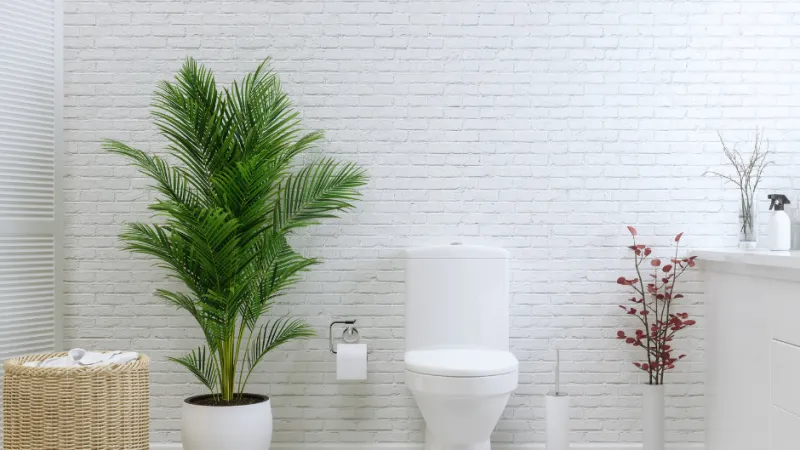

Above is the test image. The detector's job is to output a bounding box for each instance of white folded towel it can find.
[23,349,139,368]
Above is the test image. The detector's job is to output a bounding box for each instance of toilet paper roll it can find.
[546,393,569,450]
[336,343,367,381]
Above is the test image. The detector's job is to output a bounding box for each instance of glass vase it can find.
[738,205,757,249]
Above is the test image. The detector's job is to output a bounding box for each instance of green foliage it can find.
[107,58,367,401]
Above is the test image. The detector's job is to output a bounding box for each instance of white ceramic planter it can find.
[182,394,272,450]
[642,384,664,450]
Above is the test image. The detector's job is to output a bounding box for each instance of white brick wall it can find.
[62,0,800,445]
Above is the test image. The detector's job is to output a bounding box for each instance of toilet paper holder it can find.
[329,319,371,354]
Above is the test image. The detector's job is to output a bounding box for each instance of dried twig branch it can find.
[704,130,772,238]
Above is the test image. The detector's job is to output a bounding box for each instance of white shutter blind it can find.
[0,0,63,359]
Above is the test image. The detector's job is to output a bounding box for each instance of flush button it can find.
[450,242,462,245]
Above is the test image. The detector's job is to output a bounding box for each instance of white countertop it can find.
[694,248,800,270]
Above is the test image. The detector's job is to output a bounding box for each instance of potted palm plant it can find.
[106,58,367,450]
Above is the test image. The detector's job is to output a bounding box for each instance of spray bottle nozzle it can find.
[769,194,791,211]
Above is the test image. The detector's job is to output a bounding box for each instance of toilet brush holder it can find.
[546,348,569,450]
[546,393,570,450]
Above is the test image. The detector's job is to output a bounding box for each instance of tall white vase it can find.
[642,384,665,450]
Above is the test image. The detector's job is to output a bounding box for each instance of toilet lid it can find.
[404,349,519,377]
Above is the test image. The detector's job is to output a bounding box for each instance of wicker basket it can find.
[3,352,150,450]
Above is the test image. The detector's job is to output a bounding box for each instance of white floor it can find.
[152,443,705,450]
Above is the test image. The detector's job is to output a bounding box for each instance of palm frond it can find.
[240,234,318,329]
[104,140,202,209]
[225,61,305,163]
[169,346,220,393]
[273,158,368,233]
[121,222,203,294]
[248,319,316,370]
[152,58,236,204]
[155,289,226,352]
[156,289,198,316]
[239,318,315,392]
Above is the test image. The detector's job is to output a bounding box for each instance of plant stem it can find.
[237,324,258,395]
[741,189,753,237]
[631,236,654,384]
[233,318,247,398]
[653,264,659,384]
[661,242,679,384]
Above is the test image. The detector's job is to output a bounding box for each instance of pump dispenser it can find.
[767,194,791,251]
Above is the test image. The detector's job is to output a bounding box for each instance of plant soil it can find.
[186,393,268,407]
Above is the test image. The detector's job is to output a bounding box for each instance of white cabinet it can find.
[771,341,800,417]
[770,406,800,450]
[699,249,800,450]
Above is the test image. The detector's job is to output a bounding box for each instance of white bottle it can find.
[767,194,792,251]
[792,206,800,249]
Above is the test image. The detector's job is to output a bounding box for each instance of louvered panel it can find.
[0,127,55,143]
[0,0,56,221]
[3,97,52,117]
[0,73,54,98]
[0,77,55,101]
[0,140,54,157]
[0,15,54,40]
[0,236,55,360]
[0,0,61,363]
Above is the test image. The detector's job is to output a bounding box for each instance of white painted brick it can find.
[62,0,798,446]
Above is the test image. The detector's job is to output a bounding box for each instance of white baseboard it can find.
[151,443,704,450]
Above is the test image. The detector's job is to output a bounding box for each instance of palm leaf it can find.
[155,289,225,352]
[240,234,318,330]
[169,346,220,393]
[104,140,203,209]
[241,318,315,391]
[273,158,367,233]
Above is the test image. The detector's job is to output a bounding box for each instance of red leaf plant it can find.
[616,227,697,385]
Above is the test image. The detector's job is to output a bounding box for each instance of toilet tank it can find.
[404,244,509,352]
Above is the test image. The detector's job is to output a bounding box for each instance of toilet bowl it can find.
[404,245,518,450]
[405,349,518,450]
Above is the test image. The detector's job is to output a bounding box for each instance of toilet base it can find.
[425,429,490,450]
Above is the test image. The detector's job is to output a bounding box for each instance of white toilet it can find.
[404,244,519,450]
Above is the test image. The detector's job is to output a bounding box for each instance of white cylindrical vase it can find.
[182,394,272,450]
[545,393,569,450]
[642,384,665,450]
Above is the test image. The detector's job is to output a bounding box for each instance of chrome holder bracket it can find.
[329,319,358,354]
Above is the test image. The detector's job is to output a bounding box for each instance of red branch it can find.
[616,227,697,385]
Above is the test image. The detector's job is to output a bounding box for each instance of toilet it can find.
[404,244,519,450]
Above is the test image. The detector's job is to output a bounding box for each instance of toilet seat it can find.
[405,349,518,377]
[405,369,518,397]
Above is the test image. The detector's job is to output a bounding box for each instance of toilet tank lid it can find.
[405,244,508,260]
[405,349,519,377]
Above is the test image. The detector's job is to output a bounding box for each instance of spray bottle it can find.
[767,194,791,251]
[791,200,800,249]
